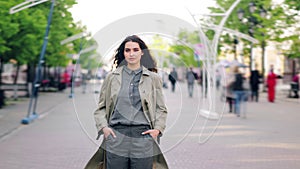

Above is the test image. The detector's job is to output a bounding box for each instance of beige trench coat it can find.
[84,66,169,169]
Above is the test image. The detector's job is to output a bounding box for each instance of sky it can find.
[69,0,218,66]
[69,0,216,35]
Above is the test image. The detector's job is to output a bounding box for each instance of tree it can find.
[0,1,19,55]
[148,35,171,68]
[78,38,101,70]
[169,30,202,67]
[210,0,298,49]
[0,0,91,85]
[0,1,20,84]
[280,0,300,60]
[204,0,300,79]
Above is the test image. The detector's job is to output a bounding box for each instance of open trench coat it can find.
[84,66,169,169]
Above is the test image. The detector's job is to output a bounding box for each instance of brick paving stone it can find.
[0,82,299,169]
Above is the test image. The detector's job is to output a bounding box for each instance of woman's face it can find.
[124,41,143,68]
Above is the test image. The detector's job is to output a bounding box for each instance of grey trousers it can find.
[105,125,153,169]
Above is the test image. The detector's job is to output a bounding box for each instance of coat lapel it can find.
[111,67,122,108]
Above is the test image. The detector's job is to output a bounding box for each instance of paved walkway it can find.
[0,82,299,169]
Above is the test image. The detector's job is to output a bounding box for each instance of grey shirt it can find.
[109,66,149,126]
[186,71,196,84]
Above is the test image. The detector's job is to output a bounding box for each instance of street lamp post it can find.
[26,0,55,124]
[69,37,84,98]
[237,1,266,71]
[237,9,254,70]
[10,0,55,124]
[233,37,239,60]
[60,32,90,98]
[261,39,266,91]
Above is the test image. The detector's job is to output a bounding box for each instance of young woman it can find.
[85,35,168,169]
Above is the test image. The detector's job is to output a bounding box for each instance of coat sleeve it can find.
[94,73,112,137]
[153,74,168,135]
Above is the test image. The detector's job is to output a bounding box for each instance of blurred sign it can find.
[194,43,204,61]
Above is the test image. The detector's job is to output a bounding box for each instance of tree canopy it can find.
[0,0,99,67]
[205,0,299,59]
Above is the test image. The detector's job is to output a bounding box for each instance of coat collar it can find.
[112,66,151,85]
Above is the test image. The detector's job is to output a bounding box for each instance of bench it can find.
[0,83,29,99]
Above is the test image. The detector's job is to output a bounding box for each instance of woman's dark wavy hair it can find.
[113,35,157,72]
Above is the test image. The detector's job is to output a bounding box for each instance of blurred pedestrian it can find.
[81,71,91,94]
[169,67,178,92]
[223,67,235,113]
[59,70,70,91]
[250,66,261,102]
[291,71,299,98]
[200,69,208,98]
[84,35,168,169]
[232,66,246,117]
[186,67,197,97]
[159,69,168,89]
[266,65,277,102]
[216,69,221,90]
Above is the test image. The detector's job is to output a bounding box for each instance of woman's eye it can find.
[125,48,140,53]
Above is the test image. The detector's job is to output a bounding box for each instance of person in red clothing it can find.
[266,65,277,102]
[62,70,70,84]
[291,71,300,98]
[59,70,70,91]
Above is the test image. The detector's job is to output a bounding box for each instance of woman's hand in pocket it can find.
[102,126,116,139]
[142,129,160,139]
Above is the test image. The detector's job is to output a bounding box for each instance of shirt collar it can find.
[124,65,142,75]
[113,66,150,76]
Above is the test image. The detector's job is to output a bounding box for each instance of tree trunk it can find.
[13,64,20,85]
[292,59,296,79]
[57,67,61,88]
[42,63,46,91]
[0,57,3,86]
[12,64,20,100]
[0,57,4,107]
[261,41,267,92]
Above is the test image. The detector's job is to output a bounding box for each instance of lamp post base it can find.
[21,113,39,125]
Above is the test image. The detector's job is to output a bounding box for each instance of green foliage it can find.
[149,34,169,51]
[285,38,300,59]
[0,0,101,67]
[45,0,84,67]
[0,1,19,55]
[284,0,300,11]
[148,35,171,68]
[169,44,199,67]
[78,38,100,70]
[178,29,201,44]
[282,0,300,59]
[169,30,202,67]
[207,0,299,59]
